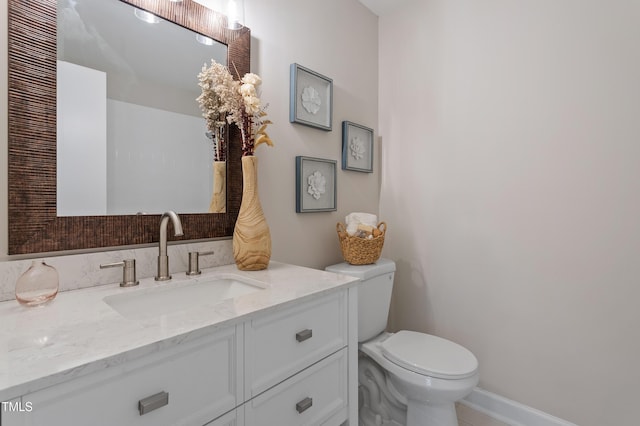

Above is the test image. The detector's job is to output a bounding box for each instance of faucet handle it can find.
[187,251,215,276]
[100,259,139,287]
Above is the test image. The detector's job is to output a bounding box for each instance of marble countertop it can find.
[0,261,358,401]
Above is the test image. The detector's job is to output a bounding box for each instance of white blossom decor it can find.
[307,171,326,200]
[349,136,365,160]
[301,86,321,114]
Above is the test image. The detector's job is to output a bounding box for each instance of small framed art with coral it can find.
[295,156,337,213]
[290,63,333,131]
[342,121,374,173]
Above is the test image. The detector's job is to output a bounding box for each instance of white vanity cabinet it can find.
[243,291,350,425]
[6,326,242,426]
[244,291,348,397]
[2,283,356,426]
[244,349,348,426]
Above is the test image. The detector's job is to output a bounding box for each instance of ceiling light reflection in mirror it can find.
[56,0,227,216]
[134,8,162,24]
[193,0,245,29]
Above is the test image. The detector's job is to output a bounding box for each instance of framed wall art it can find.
[295,156,337,213]
[342,121,374,172]
[290,63,333,131]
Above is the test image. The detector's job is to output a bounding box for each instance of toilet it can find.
[325,259,479,426]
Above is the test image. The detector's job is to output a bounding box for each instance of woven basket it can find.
[336,222,386,265]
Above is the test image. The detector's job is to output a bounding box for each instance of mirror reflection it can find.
[56,0,227,216]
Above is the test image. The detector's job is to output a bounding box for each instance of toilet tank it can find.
[325,258,396,342]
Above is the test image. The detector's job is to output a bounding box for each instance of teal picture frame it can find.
[342,121,374,173]
[290,64,333,131]
[295,156,337,212]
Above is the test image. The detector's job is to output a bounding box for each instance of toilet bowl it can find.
[361,332,478,426]
[325,259,479,426]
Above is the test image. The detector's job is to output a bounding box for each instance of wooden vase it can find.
[208,161,227,213]
[233,156,271,270]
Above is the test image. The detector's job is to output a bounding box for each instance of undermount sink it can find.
[103,273,267,320]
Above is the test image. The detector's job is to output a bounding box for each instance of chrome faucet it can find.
[155,211,184,281]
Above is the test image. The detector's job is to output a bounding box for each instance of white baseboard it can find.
[460,387,578,426]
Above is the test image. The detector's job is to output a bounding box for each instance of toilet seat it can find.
[381,331,478,380]
[360,332,479,407]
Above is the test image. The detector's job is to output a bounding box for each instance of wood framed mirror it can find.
[8,0,250,254]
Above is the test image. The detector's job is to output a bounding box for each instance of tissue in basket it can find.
[336,222,386,265]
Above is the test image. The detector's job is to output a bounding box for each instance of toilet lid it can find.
[381,331,478,379]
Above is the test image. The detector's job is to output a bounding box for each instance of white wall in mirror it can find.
[106,100,212,215]
[57,61,107,216]
[56,61,213,216]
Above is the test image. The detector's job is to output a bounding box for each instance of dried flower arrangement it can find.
[196,60,236,161]
[197,60,273,158]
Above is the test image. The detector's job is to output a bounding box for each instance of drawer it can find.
[0,398,23,426]
[245,291,347,397]
[244,348,348,426]
[20,326,241,426]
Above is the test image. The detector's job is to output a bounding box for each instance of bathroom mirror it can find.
[8,0,250,254]
[57,0,228,216]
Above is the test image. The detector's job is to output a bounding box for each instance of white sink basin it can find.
[103,273,266,320]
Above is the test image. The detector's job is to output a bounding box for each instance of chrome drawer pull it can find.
[138,391,169,415]
[296,397,313,414]
[295,329,313,342]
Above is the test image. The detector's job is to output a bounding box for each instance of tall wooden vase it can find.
[233,156,271,270]
[208,160,226,213]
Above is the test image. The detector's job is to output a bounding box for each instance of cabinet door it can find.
[245,291,347,398]
[205,408,244,426]
[21,326,241,426]
[244,349,348,426]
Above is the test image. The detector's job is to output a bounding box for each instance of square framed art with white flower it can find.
[342,121,374,173]
[296,156,337,213]
[290,63,333,131]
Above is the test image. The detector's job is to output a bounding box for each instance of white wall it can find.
[378,1,640,425]
[244,0,379,269]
